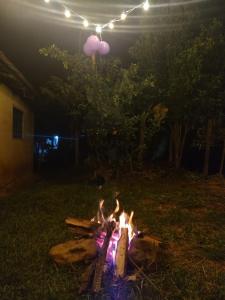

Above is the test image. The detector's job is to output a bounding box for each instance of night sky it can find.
[0,0,224,86]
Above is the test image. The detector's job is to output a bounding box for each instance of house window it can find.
[13,107,23,139]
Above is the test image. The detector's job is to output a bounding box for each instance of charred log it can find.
[68,227,94,238]
[92,221,115,293]
[129,235,164,271]
[79,260,96,294]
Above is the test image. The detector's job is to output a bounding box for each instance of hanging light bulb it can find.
[121,12,127,20]
[108,22,114,30]
[44,0,50,3]
[143,0,150,11]
[96,25,102,33]
[83,19,89,28]
[64,8,71,18]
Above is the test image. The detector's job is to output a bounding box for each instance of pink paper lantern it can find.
[98,41,110,56]
[86,35,100,52]
[83,42,95,56]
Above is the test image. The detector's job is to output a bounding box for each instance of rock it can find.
[49,239,97,265]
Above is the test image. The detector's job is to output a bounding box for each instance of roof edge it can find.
[0,50,33,92]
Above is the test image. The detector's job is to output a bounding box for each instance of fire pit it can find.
[49,197,164,298]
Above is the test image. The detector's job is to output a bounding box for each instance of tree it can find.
[166,31,202,169]
[130,16,225,173]
[219,129,225,176]
[85,59,157,172]
[40,45,93,166]
[130,25,196,169]
[191,20,225,176]
[129,34,169,168]
[39,45,155,172]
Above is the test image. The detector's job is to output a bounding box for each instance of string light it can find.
[43,1,151,34]
[143,0,150,11]
[96,25,102,34]
[83,19,89,28]
[108,22,114,30]
[64,8,71,18]
[120,12,127,21]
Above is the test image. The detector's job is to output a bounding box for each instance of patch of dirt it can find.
[191,207,208,219]
[194,176,225,197]
[142,198,155,205]
[0,190,9,198]
[157,204,177,213]
[0,174,39,199]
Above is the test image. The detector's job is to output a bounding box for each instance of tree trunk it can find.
[138,112,148,166]
[219,138,225,176]
[75,128,80,166]
[169,129,173,164]
[171,122,188,169]
[203,119,213,177]
[173,123,181,169]
[179,124,188,167]
[128,155,134,173]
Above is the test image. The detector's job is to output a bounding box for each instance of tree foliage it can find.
[38,15,225,175]
[39,45,159,171]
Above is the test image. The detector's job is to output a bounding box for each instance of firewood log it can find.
[65,217,100,230]
[129,235,163,269]
[92,222,115,293]
[115,228,129,278]
[79,260,96,294]
[69,227,94,238]
[49,239,97,264]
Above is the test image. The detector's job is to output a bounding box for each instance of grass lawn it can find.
[0,172,225,300]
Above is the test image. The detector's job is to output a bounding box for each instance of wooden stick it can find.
[128,256,166,299]
[68,227,94,238]
[91,54,96,71]
[115,228,129,278]
[65,217,100,230]
[79,259,96,294]
[92,222,115,293]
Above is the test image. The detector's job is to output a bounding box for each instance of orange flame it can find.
[119,211,135,244]
[91,199,136,244]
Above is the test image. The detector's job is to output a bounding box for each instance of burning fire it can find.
[92,198,136,271]
[119,211,135,243]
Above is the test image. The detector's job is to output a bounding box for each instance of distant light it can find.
[44,0,50,3]
[143,0,150,11]
[121,12,127,20]
[53,136,59,149]
[83,19,89,28]
[96,25,102,33]
[108,22,114,30]
[64,8,71,18]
